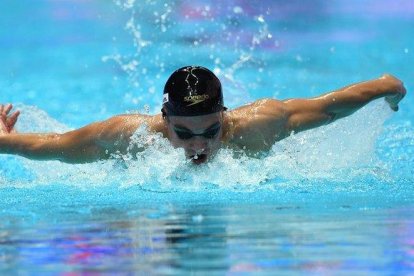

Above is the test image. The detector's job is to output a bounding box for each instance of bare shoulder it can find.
[97,113,165,143]
[228,98,288,131]
[224,99,289,152]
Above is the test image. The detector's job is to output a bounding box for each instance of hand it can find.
[382,74,407,111]
[0,104,20,134]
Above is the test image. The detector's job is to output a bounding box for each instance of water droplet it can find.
[257,15,265,23]
[233,6,243,14]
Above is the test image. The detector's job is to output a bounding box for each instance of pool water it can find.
[1,0,414,274]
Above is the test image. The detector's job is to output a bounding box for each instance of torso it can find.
[122,98,289,155]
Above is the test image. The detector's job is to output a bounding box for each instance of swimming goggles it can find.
[173,123,221,140]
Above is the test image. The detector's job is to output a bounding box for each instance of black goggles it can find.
[173,123,221,140]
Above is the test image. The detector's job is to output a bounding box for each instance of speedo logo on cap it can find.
[184,94,209,106]
[163,93,169,104]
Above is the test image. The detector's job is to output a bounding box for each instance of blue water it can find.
[1,0,414,274]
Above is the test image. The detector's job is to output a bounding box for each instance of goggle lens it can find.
[174,125,220,140]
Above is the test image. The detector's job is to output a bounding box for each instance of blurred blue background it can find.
[0,0,412,127]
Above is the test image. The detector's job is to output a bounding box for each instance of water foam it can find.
[1,101,406,193]
[2,2,412,195]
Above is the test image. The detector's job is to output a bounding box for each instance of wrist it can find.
[379,74,404,95]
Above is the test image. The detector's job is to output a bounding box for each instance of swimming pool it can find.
[1,0,413,273]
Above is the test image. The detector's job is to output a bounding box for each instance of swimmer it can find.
[0,66,407,164]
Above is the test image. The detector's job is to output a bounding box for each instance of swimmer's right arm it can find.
[0,104,19,134]
[0,112,142,163]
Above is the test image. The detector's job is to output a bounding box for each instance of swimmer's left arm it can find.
[280,74,406,135]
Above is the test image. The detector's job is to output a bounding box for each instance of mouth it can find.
[190,153,208,164]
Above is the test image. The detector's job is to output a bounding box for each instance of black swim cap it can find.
[162,66,226,116]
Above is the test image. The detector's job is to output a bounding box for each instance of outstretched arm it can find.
[282,74,406,134]
[0,112,144,163]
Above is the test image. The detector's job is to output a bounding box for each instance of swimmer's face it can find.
[165,112,223,165]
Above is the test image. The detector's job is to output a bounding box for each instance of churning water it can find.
[0,0,413,273]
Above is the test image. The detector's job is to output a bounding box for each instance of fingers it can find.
[1,104,12,119]
[4,104,12,115]
[389,101,398,112]
[388,100,398,112]
[0,118,6,130]
[0,104,20,133]
[6,111,20,129]
[0,105,5,122]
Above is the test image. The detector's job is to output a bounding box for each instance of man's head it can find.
[162,66,226,164]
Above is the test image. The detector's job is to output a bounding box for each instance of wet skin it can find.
[164,112,224,164]
[0,74,407,164]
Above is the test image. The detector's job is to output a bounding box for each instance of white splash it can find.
[0,101,401,191]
